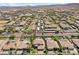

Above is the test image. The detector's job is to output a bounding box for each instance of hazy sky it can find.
[0,0,79,6]
[0,3,55,6]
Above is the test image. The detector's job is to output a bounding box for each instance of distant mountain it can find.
[61,3,79,8]
[38,3,79,8]
[0,3,79,10]
[64,3,79,6]
[28,3,79,8]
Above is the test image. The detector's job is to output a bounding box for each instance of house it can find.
[45,38,59,50]
[29,21,36,31]
[72,39,79,49]
[36,31,43,36]
[0,19,9,31]
[2,40,31,55]
[76,20,79,24]
[16,40,31,50]
[16,40,31,55]
[59,39,78,54]
[2,40,16,55]
[33,37,45,51]
[14,32,23,38]
[44,24,60,33]
[59,39,74,49]
[0,40,7,53]
[43,32,53,37]
[45,38,59,54]
[59,22,71,30]
[32,37,45,55]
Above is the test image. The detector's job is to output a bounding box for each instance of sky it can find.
[0,0,79,6]
[0,3,57,6]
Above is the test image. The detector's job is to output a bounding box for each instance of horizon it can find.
[0,3,73,6]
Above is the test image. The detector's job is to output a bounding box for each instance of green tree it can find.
[26,28,33,34]
[9,35,15,40]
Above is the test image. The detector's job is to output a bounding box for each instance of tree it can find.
[5,27,15,33]
[30,33,35,44]
[71,35,75,38]
[9,35,15,40]
[26,28,33,34]
[30,48,36,54]
[77,35,79,39]
[44,48,48,54]
[52,36,59,41]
